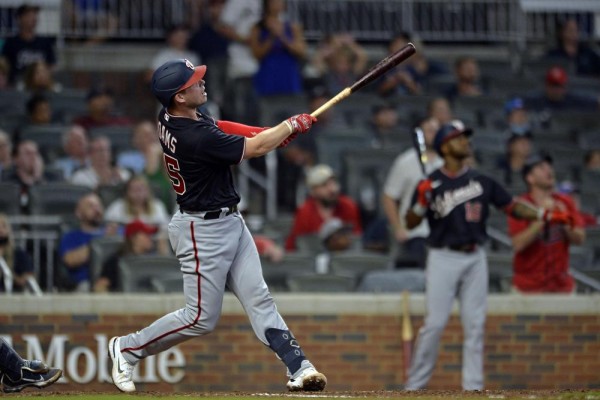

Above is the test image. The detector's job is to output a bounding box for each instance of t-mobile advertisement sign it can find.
[1,334,185,384]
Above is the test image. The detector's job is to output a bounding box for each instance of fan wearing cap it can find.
[1,4,56,85]
[107,58,326,394]
[404,120,575,391]
[93,220,162,293]
[508,154,585,293]
[285,164,362,251]
[523,66,600,112]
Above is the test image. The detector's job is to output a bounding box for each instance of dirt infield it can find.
[7,390,600,399]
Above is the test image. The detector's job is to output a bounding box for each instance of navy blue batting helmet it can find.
[151,59,206,107]
[433,120,473,156]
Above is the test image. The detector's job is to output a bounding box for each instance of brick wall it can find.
[1,298,599,392]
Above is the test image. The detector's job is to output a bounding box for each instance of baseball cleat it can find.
[108,336,136,392]
[286,366,327,392]
[22,360,50,374]
[1,367,62,393]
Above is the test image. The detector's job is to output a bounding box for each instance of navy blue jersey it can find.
[412,168,512,247]
[157,109,245,211]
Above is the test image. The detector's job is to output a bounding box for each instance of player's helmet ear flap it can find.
[151,59,207,108]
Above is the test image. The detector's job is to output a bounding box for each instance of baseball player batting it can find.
[404,120,573,390]
[107,59,326,393]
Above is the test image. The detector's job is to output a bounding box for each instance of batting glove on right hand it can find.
[539,209,574,226]
[284,114,316,134]
[416,179,433,207]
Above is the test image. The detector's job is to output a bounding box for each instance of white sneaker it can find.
[108,337,135,392]
[286,362,327,392]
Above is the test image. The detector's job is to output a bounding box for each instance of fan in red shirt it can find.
[508,154,586,293]
[285,164,362,251]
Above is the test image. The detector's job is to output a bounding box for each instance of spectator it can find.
[378,32,447,97]
[24,94,53,126]
[545,18,600,77]
[219,0,262,121]
[2,140,62,212]
[0,213,34,293]
[59,192,119,292]
[52,125,90,179]
[584,149,600,171]
[62,0,119,45]
[0,129,13,175]
[0,58,10,90]
[0,338,62,393]
[367,103,400,149]
[502,97,534,137]
[0,4,56,86]
[445,56,483,102]
[319,217,356,253]
[311,33,368,96]
[117,120,161,174]
[285,164,362,251]
[21,60,61,95]
[508,154,585,293]
[71,136,131,190]
[248,0,306,96]
[94,219,165,293]
[495,132,534,186]
[104,175,170,228]
[426,96,453,125]
[524,66,600,112]
[72,87,133,131]
[383,117,442,267]
[147,25,200,82]
[188,0,230,106]
[254,235,285,263]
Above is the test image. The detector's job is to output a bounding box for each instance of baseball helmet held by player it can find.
[433,120,473,156]
[151,59,207,107]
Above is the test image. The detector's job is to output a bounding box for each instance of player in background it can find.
[0,338,62,393]
[404,120,574,391]
[509,154,585,293]
[107,58,326,393]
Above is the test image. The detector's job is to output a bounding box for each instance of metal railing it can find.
[0,0,596,43]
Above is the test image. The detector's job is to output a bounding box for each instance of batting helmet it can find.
[151,59,207,108]
[433,120,473,156]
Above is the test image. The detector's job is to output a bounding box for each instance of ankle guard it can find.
[265,328,305,375]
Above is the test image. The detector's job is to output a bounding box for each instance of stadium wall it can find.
[1,294,599,392]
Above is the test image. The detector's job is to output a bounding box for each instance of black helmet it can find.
[151,59,206,107]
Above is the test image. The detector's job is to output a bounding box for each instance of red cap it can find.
[545,67,567,86]
[125,220,158,238]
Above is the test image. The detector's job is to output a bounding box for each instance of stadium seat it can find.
[329,251,392,280]
[118,255,181,292]
[287,272,356,292]
[0,183,22,216]
[357,269,425,293]
[90,236,125,283]
[29,183,92,222]
[261,253,316,292]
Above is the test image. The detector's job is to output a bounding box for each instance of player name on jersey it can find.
[158,120,177,153]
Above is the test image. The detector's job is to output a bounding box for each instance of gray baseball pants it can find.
[119,211,288,363]
[406,247,488,390]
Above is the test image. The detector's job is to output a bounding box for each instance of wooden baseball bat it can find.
[310,43,417,118]
[401,290,414,382]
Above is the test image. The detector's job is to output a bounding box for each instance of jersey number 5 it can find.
[163,154,186,195]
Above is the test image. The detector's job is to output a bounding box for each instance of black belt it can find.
[432,243,478,253]
[180,205,238,220]
[448,243,478,253]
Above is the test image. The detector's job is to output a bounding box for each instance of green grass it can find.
[9,391,600,400]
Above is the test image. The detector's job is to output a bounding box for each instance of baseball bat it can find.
[412,127,428,176]
[401,290,414,382]
[310,43,417,118]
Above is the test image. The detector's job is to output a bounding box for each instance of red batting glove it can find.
[285,114,316,134]
[279,132,298,148]
[541,209,573,226]
[416,179,433,207]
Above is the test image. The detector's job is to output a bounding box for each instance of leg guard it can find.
[265,328,306,375]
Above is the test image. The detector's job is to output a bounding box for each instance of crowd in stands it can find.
[0,1,599,294]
